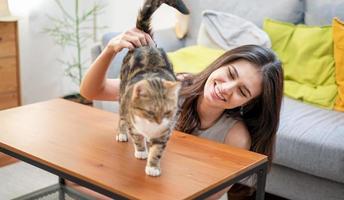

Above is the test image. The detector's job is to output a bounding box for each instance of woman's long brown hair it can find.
[175,45,284,166]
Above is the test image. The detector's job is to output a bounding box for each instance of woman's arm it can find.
[80,47,120,101]
[80,28,154,101]
[224,121,251,150]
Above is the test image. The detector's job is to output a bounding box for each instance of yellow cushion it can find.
[263,19,337,109]
[333,18,344,112]
[167,45,225,74]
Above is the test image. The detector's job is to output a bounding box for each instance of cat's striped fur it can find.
[116,0,189,176]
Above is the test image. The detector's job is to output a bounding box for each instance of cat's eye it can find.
[164,111,172,116]
[146,111,155,116]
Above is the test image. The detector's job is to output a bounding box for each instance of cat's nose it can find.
[155,116,162,124]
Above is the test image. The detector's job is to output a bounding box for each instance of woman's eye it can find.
[227,67,234,79]
[239,88,247,98]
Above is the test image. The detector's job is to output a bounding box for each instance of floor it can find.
[0,162,58,199]
[0,161,287,200]
[0,161,228,200]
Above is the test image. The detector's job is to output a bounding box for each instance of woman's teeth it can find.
[215,84,226,101]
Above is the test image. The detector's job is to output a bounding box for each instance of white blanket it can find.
[197,10,271,50]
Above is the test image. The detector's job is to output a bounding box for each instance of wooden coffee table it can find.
[0,99,268,200]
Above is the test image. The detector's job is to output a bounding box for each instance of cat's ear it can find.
[132,80,149,100]
[163,81,181,97]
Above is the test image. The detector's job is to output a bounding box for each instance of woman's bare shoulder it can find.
[224,120,251,150]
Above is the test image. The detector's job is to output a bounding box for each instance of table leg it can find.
[59,177,66,185]
[255,163,268,200]
[59,177,66,200]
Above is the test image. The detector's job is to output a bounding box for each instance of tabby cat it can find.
[116,0,189,176]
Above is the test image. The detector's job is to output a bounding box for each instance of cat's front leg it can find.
[116,117,129,142]
[130,133,148,159]
[145,134,170,176]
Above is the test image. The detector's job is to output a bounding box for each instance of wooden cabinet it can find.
[0,20,20,109]
[0,20,20,166]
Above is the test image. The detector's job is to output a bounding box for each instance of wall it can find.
[8,0,177,104]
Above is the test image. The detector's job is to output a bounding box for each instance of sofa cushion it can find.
[183,0,304,45]
[333,18,344,112]
[167,45,224,73]
[305,0,344,26]
[264,19,337,109]
[275,97,344,184]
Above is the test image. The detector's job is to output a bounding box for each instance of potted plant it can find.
[43,0,107,105]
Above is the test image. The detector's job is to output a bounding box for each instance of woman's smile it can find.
[211,82,226,102]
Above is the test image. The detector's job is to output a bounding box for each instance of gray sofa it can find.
[91,0,344,199]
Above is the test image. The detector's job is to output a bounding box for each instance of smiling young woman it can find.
[176,45,284,166]
[174,45,283,200]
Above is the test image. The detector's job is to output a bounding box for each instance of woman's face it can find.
[203,59,263,109]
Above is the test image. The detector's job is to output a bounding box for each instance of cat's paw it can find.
[135,151,148,159]
[116,133,128,142]
[145,166,161,176]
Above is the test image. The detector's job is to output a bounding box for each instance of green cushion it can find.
[263,19,337,108]
[167,45,224,74]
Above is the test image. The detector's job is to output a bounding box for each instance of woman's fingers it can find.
[127,29,145,47]
[137,29,155,47]
[131,28,155,47]
[124,34,142,47]
[138,34,147,46]
[121,40,135,51]
[109,28,155,53]
[176,73,193,81]
[133,30,148,46]
[176,74,186,81]
[145,33,156,47]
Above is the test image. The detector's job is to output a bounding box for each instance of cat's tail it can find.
[136,0,189,37]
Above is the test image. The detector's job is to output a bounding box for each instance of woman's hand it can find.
[176,73,193,81]
[80,28,155,101]
[105,28,155,54]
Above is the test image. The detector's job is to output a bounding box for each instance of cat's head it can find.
[130,78,181,124]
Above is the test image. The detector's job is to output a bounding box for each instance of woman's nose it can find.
[220,81,237,94]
